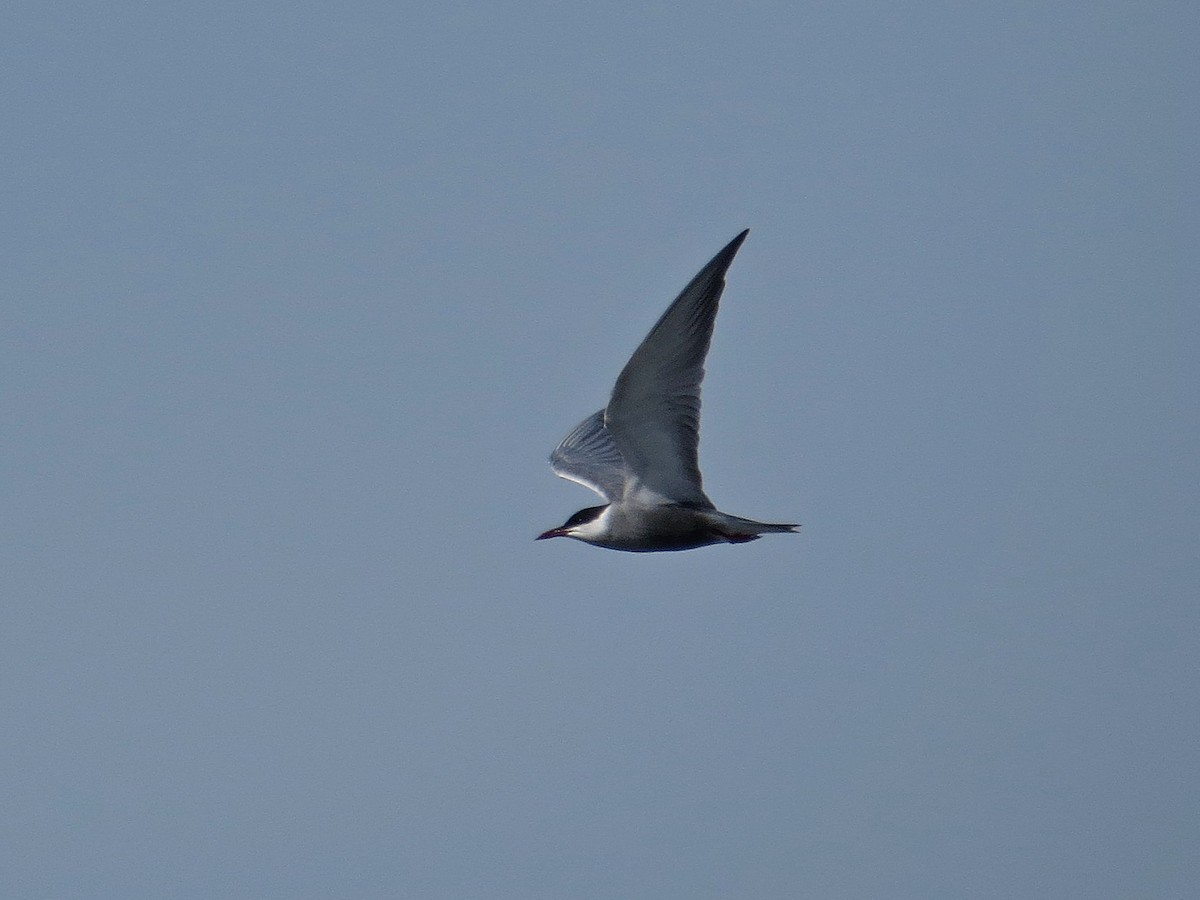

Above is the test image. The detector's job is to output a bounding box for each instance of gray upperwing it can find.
[604,230,748,506]
[549,409,630,502]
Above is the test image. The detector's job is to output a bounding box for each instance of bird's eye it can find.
[566,506,603,528]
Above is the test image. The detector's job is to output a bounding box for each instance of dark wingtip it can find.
[725,229,750,255]
[702,229,750,278]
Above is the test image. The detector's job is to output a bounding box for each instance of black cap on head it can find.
[561,506,606,529]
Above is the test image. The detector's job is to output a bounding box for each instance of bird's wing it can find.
[605,230,748,506]
[549,409,631,502]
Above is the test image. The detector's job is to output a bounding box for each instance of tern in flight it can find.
[538,230,799,552]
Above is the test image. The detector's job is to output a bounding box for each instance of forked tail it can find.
[717,514,801,542]
[751,521,801,533]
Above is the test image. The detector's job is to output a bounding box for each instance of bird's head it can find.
[536,505,609,541]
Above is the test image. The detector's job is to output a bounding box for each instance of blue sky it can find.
[4,2,1197,897]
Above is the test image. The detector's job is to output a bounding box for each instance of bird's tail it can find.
[714,513,801,542]
[750,521,801,533]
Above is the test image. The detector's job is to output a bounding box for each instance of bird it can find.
[537,230,799,552]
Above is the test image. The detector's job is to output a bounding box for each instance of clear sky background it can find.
[4,2,1197,898]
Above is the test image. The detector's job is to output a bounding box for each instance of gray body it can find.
[538,230,799,552]
[575,504,797,553]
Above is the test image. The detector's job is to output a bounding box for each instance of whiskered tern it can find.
[538,230,799,552]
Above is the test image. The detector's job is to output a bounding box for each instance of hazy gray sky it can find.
[4,2,1197,898]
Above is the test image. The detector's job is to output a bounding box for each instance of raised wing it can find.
[549,409,630,502]
[605,230,748,506]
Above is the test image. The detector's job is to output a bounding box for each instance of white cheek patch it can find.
[570,505,613,540]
